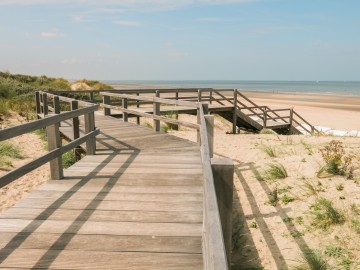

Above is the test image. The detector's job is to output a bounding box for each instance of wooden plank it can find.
[12,199,203,212]
[0,208,203,223]
[19,190,203,202]
[0,249,203,269]
[0,232,202,253]
[0,219,202,236]
[38,183,203,193]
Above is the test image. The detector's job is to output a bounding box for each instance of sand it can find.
[168,114,360,269]
[0,114,49,213]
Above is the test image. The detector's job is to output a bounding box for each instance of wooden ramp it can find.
[0,113,204,269]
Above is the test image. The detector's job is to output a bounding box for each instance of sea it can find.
[104,80,360,96]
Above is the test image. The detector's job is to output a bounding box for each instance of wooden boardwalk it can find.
[0,113,204,269]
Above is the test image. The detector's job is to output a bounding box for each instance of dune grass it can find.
[292,249,329,270]
[0,141,23,170]
[263,162,288,182]
[310,197,345,230]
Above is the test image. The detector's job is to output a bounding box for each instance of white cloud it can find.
[40,29,67,38]
[113,20,142,26]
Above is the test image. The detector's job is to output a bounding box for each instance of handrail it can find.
[293,110,319,134]
[100,92,229,269]
[198,104,229,270]
[0,92,98,188]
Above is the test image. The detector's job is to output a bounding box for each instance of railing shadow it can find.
[220,153,313,269]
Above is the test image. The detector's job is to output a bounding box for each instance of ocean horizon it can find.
[103,80,360,96]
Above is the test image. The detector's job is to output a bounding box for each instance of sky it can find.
[0,0,359,81]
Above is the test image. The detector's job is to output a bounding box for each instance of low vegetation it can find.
[309,197,345,230]
[0,71,113,121]
[0,141,23,170]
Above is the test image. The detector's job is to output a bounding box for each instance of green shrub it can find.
[310,197,345,229]
[62,151,77,169]
[319,140,354,177]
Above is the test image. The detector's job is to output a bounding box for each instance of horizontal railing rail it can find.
[0,92,99,188]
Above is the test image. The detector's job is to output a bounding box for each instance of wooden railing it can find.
[100,92,229,270]
[0,92,99,188]
[49,88,318,134]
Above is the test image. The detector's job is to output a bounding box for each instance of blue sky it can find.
[0,0,359,80]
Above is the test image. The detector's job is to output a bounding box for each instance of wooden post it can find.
[153,91,160,132]
[123,98,128,122]
[209,90,213,104]
[35,91,41,117]
[197,104,208,144]
[263,110,267,128]
[198,89,202,102]
[103,95,110,116]
[175,90,179,100]
[289,108,294,126]
[42,93,48,116]
[53,96,60,114]
[232,90,238,134]
[205,115,214,158]
[211,158,234,267]
[89,92,94,102]
[84,112,96,155]
[136,93,140,125]
[71,100,80,140]
[46,123,63,180]
[71,100,81,161]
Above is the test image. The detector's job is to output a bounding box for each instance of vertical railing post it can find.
[53,96,60,115]
[136,93,140,125]
[197,104,209,144]
[209,89,213,104]
[232,89,238,134]
[205,114,214,158]
[289,108,294,127]
[197,89,202,102]
[42,93,48,116]
[53,96,61,127]
[46,123,63,180]
[153,91,160,132]
[123,98,128,122]
[35,91,41,118]
[89,91,94,102]
[175,90,179,100]
[71,100,81,160]
[263,110,267,128]
[211,158,234,267]
[103,95,110,116]
[71,100,80,140]
[84,112,96,155]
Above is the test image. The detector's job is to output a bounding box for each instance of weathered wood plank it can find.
[0,208,203,223]
[0,233,202,253]
[0,219,202,236]
[0,249,203,269]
